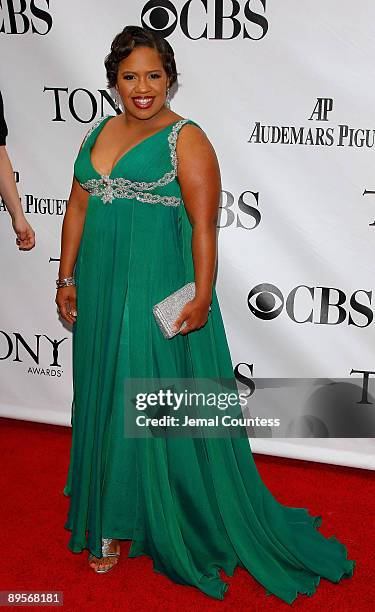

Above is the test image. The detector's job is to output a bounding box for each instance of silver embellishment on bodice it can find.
[80,117,190,205]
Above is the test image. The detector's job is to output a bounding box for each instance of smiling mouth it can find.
[132,96,155,108]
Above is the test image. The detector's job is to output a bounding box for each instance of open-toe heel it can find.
[88,538,120,574]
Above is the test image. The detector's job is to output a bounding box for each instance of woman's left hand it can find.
[173,298,211,336]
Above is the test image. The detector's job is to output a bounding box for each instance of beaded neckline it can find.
[79,116,191,205]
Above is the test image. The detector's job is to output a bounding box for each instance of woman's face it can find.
[116,46,170,119]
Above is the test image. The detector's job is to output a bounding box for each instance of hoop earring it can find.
[165,87,171,109]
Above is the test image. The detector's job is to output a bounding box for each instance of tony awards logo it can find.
[0,331,68,376]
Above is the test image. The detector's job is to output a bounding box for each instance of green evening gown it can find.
[63,114,355,604]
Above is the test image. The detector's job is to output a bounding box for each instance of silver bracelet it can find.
[56,276,76,289]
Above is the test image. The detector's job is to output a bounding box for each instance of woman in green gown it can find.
[56,25,355,605]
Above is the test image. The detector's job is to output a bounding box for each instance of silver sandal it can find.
[88,538,120,573]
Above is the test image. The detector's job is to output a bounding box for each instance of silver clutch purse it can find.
[153,282,196,339]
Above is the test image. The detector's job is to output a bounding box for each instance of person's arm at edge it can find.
[0,145,35,250]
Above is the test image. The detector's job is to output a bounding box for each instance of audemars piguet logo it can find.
[24,196,67,215]
[249,98,375,148]
[0,173,68,216]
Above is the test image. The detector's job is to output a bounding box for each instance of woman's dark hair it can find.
[104,25,178,89]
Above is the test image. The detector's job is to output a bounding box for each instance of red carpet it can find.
[0,417,370,611]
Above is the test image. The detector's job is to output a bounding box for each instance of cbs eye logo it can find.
[141,0,268,40]
[142,0,177,37]
[247,283,283,320]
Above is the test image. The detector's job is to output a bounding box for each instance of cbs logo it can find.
[141,0,268,40]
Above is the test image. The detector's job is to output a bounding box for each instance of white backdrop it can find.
[1,1,374,469]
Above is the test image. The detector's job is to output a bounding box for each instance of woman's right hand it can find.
[56,286,77,325]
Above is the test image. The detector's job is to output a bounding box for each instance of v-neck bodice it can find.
[73,114,202,206]
[88,115,183,178]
